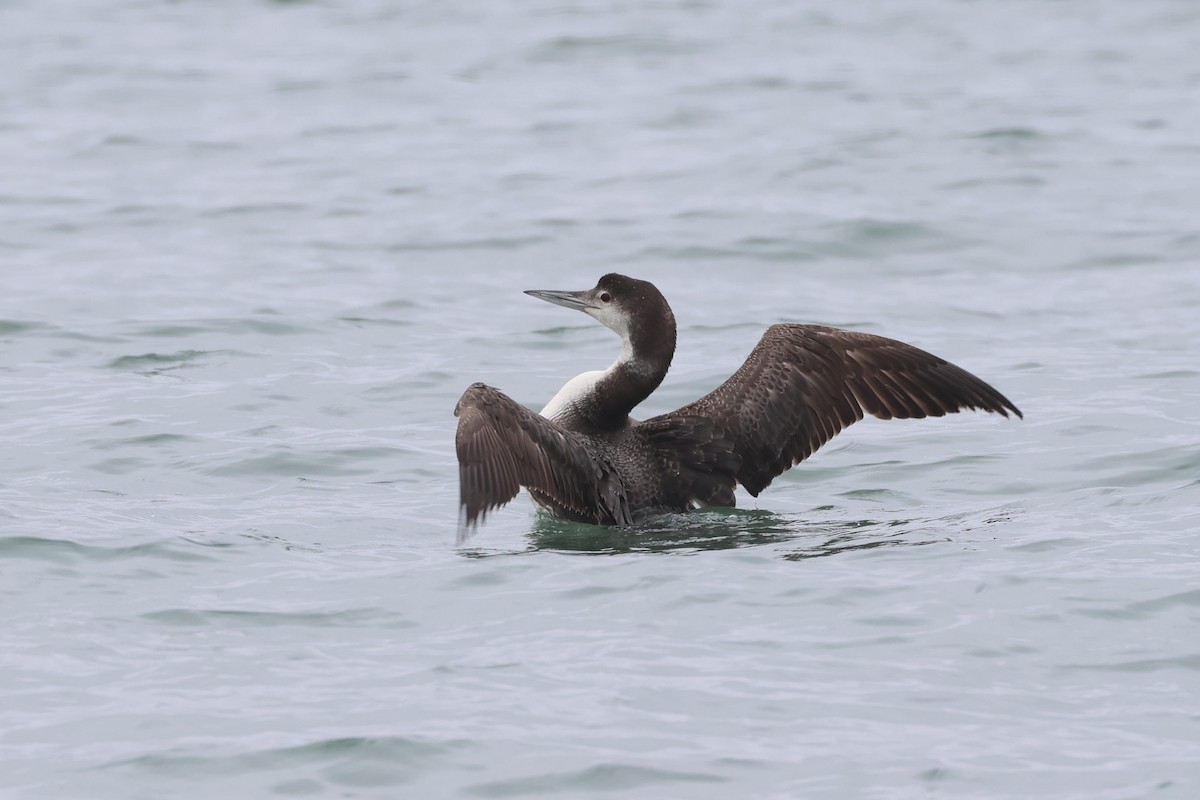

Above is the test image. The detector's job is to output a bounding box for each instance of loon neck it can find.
[543,315,676,432]
[594,355,668,426]
[593,307,676,426]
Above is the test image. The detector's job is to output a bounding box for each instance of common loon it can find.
[455,273,1021,529]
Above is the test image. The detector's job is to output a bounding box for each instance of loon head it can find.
[525,273,677,375]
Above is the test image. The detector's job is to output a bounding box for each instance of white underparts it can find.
[541,369,607,421]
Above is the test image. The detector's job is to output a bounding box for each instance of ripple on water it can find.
[86,456,155,475]
[1072,589,1200,621]
[201,202,309,217]
[969,126,1046,141]
[140,607,415,629]
[524,34,706,64]
[463,763,726,797]
[122,319,318,340]
[107,350,216,374]
[130,324,214,338]
[205,445,408,478]
[819,218,973,257]
[637,220,969,264]
[0,535,218,564]
[0,319,54,336]
[385,236,548,252]
[1061,654,1200,674]
[641,241,821,263]
[87,433,196,452]
[463,508,965,560]
[337,315,413,329]
[102,736,462,792]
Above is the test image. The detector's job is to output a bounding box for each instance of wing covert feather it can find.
[664,325,1021,496]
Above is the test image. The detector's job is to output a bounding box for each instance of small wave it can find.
[0,535,217,563]
[86,456,154,475]
[0,193,87,206]
[131,324,211,338]
[1074,589,1200,621]
[644,107,721,130]
[88,433,194,452]
[1135,369,1200,380]
[0,319,52,336]
[140,607,414,629]
[969,126,1045,140]
[101,735,459,786]
[220,318,313,336]
[122,318,313,340]
[638,243,816,263]
[298,122,400,138]
[822,218,967,250]
[202,202,308,217]
[386,236,547,252]
[205,446,406,478]
[525,34,705,63]
[682,75,796,94]
[465,763,726,797]
[942,175,1045,190]
[107,350,210,373]
[338,315,413,329]
[1061,654,1200,673]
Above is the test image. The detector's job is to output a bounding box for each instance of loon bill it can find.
[454,273,1021,530]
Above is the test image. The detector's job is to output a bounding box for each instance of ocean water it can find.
[3,0,1200,798]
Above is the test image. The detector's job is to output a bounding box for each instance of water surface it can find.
[3,1,1199,798]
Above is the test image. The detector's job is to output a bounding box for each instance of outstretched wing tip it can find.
[973,387,1022,420]
[456,496,497,544]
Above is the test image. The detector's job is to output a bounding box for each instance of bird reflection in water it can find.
[456,507,990,560]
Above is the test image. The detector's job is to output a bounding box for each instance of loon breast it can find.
[539,370,606,422]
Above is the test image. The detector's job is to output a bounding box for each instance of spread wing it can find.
[454,382,630,531]
[659,324,1022,496]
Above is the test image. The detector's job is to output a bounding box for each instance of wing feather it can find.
[454,383,630,529]
[663,324,1021,496]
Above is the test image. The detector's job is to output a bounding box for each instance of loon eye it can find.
[599,292,612,303]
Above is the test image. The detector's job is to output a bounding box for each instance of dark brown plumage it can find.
[664,324,1021,497]
[454,274,1021,531]
[455,382,632,526]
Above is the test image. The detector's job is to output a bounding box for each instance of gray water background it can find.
[3,1,1200,798]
